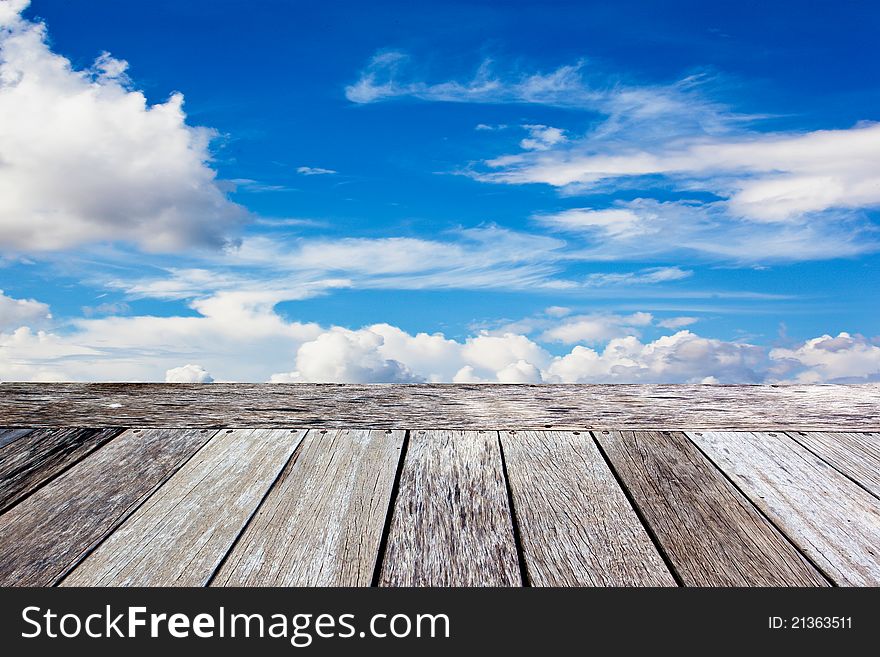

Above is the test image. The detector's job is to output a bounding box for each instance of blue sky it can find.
[0,0,878,382]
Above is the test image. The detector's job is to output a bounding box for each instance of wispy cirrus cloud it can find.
[344,50,747,140]
[584,266,692,287]
[536,199,876,262]
[348,50,880,263]
[296,166,337,176]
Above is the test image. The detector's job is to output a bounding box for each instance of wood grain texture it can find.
[501,430,675,586]
[596,430,828,586]
[0,428,214,586]
[0,428,35,449]
[379,430,520,586]
[787,432,880,498]
[0,427,122,513]
[212,429,404,586]
[688,431,880,586]
[1,383,878,430]
[62,428,306,587]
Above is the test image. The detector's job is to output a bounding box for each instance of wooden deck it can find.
[0,384,879,587]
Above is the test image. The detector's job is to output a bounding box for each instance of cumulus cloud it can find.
[270,327,422,383]
[546,331,765,383]
[266,324,880,385]
[769,332,880,383]
[520,124,567,151]
[0,289,51,329]
[0,1,245,251]
[165,364,214,383]
[2,290,878,383]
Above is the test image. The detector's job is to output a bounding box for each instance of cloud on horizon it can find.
[1,288,877,384]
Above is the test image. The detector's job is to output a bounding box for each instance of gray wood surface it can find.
[596,430,829,586]
[0,428,214,586]
[786,431,880,498]
[688,431,880,586]
[62,428,306,587]
[501,430,675,586]
[212,429,404,586]
[0,427,122,513]
[1,383,878,430]
[0,428,35,449]
[379,430,521,586]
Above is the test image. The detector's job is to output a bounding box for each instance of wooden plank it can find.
[379,430,520,586]
[688,431,880,586]
[501,430,676,586]
[0,428,35,449]
[787,431,880,498]
[212,429,404,587]
[596,430,828,586]
[0,427,122,514]
[62,428,307,587]
[0,428,215,586]
[0,383,878,430]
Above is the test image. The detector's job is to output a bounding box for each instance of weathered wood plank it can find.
[0,428,35,449]
[379,430,520,586]
[787,431,880,499]
[596,430,828,586]
[0,383,877,430]
[500,430,675,586]
[0,428,215,586]
[62,428,306,587]
[212,429,404,587]
[0,427,122,514]
[687,431,880,586]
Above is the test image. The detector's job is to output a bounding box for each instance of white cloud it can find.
[345,52,878,263]
[215,227,575,293]
[496,360,544,383]
[296,166,337,176]
[0,1,245,252]
[546,331,765,383]
[344,52,740,140]
[0,290,322,381]
[538,208,647,238]
[165,364,214,383]
[486,124,880,224]
[769,332,880,383]
[461,332,551,374]
[270,327,421,383]
[584,266,692,287]
[520,124,567,151]
[2,291,877,383]
[540,312,653,345]
[658,316,699,329]
[544,305,571,318]
[538,199,873,262]
[0,289,51,329]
